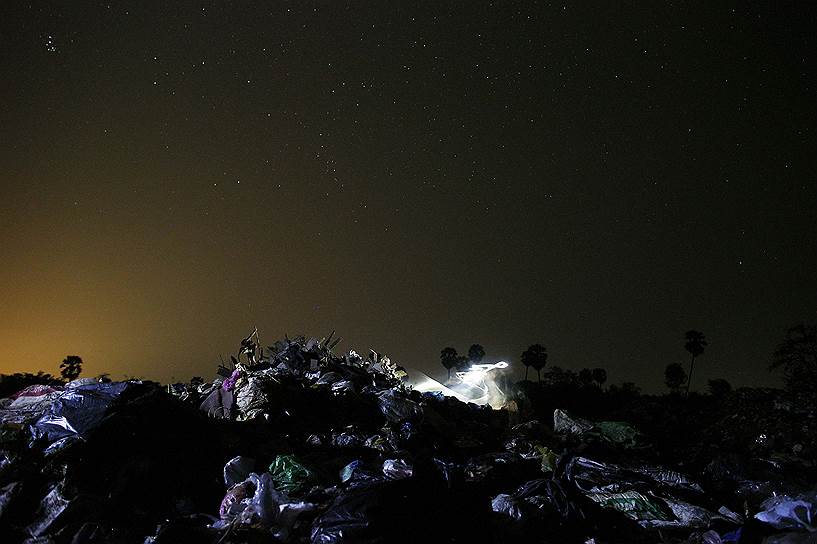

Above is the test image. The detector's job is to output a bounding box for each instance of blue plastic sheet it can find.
[31,382,130,446]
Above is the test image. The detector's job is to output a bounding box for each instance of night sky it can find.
[1,2,815,391]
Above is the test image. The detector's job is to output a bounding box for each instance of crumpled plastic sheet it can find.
[363,434,390,452]
[224,455,255,488]
[634,467,704,493]
[331,380,356,395]
[340,460,364,483]
[31,382,130,446]
[43,435,83,457]
[0,390,65,428]
[9,385,61,400]
[274,500,318,541]
[219,472,282,526]
[755,491,816,532]
[199,387,233,419]
[340,460,381,488]
[382,458,413,480]
[217,472,317,536]
[553,409,595,436]
[640,496,713,528]
[585,490,671,521]
[269,454,315,494]
[331,427,365,448]
[376,389,422,423]
[26,484,72,537]
[315,372,343,386]
[492,478,585,522]
[554,409,641,447]
[310,481,383,544]
[0,481,20,519]
[234,376,268,421]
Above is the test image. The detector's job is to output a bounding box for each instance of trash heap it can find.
[1,332,815,543]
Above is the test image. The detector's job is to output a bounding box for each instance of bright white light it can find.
[453,361,510,407]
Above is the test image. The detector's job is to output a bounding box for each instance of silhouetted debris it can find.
[0,332,815,543]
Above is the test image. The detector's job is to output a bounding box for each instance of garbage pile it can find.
[1,332,815,543]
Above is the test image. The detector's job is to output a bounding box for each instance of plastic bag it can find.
[584,490,671,521]
[224,456,255,488]
[218,472,284,527]
[234,376,268,421]
[31,382,130,446]
[377,389,422,423]
[382,458,413,480]
[755,491,816,531]
[268,454,315,494]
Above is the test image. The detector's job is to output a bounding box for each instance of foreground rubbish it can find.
[0,332,815,543]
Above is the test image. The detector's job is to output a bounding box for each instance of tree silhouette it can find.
[578,368,594,387]
[440,347,459,380]
[60,355,83,382]
[665,363,687,393]
[770,323,817,393]
[521,344,548,382]
[591,368,607,388]
[455,355,470,372]
[467,344,485,365]
[683,330,707,394]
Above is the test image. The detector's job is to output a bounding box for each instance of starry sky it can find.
[1,2,815,391]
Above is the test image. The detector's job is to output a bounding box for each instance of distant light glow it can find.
[453,361,509,408]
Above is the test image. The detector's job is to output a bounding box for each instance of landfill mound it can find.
[1,332,815,543]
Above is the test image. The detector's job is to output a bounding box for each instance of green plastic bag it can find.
[586,490,670,521]
[268,454,314,494]
[594,421,641,447]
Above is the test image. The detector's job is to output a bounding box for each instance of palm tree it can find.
[521,344,547,382]
[60,355,83,382]
[683,330,707,394]
[467,344,486,365]
[440,347,459,380]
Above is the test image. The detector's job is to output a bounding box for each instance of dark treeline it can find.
[442,322,817,397]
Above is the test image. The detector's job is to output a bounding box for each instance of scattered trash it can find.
[0,331,814,543]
